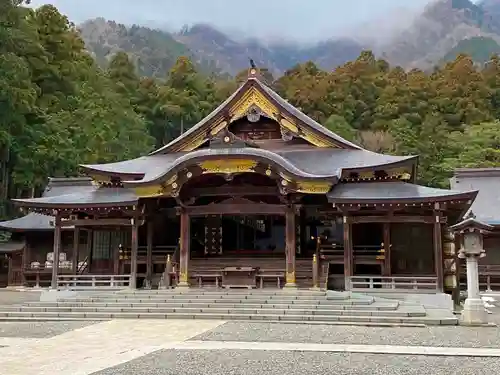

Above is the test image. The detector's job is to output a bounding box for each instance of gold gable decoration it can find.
[230,87,278,121]
[295,181,332,194]
[175,84,343,152]
[200,159,258,174]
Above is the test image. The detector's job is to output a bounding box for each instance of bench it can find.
[192,271,222,288]
[257,269,285,288]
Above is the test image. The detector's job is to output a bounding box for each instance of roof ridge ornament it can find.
[247,58,261,80]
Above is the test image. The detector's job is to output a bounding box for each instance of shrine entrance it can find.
[190,215,285,258]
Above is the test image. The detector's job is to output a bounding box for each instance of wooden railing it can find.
[349,276,438,293]
[320,244,384,257]
[137,245,176,257]
[57,274,131,290]
[479,276,500,292]
[460,264,500,292]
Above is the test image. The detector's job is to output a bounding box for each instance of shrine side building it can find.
[0,69,477,294]
[451,168,500,291]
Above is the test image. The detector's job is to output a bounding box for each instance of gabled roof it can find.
[148,69,362,155]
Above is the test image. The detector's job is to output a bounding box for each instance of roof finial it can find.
[248,58,259,79]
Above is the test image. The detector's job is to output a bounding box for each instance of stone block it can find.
[40,289,78,302]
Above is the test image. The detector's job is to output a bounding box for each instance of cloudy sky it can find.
[28,0,446,42]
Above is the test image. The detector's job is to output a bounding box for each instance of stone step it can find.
[0,311,457,325]
[0,306,423,316]
[115,290,328,296]
[0,316,428,327]
[68,294,334,301]
[25,301,399,310]
[55,297,375,305]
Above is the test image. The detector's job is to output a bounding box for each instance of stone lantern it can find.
[450,213,493,326]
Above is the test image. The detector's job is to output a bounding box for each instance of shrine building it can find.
[0,68,478,294]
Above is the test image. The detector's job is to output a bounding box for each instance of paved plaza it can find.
[0,290,499,374]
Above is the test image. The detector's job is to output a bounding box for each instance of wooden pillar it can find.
[51,214,61,289]
[130,218,139,289]
[146,219,154,281]
[343,215,353,290]
[178,208,190,287]
[22,243,29,286]
[285,205,297,288]
[383,223,391,276]
[433,209,444,292]
[86,229,93,273]
[113,230,120,276]
[72,227,80,274]
[7,256,13,286]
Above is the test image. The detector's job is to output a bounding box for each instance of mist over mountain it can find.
[72,0,500,77]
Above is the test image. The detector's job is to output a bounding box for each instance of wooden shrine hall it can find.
[2,68,478,295]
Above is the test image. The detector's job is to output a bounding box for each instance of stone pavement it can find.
[0,320,225,375]
[1,319,500,375]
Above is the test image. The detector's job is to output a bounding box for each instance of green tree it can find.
[107,51,139,96]
[446,121,500,169]
[323,115,356,141]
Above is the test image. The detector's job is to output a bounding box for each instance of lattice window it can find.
[92,231,111,260]
[92,230,130,260]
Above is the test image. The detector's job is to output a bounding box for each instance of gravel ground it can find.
[0,290,41,306]
[92,349,500,375]
[192,321,500,348]
[0,321,100,338]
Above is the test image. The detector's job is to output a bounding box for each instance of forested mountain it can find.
[175,24,365,76]
[79,20,365,77]
[379,0,500,69]
[3,0,500,221]
[443,36,500,63]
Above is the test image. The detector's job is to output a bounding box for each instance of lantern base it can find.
[461,298,489,326]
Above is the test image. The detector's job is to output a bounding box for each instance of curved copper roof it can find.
[0,177,96,231]
[82,148,417,186]
[12,187,138,209]
[122,148,343,186]
[327,181,478,204]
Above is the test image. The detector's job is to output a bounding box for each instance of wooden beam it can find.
[185,203,286,216]
[186,185,278,197]
[62,218,133,227]
[351,216,445,224]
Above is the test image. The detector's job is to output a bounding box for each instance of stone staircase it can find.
[0,289,458,326]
